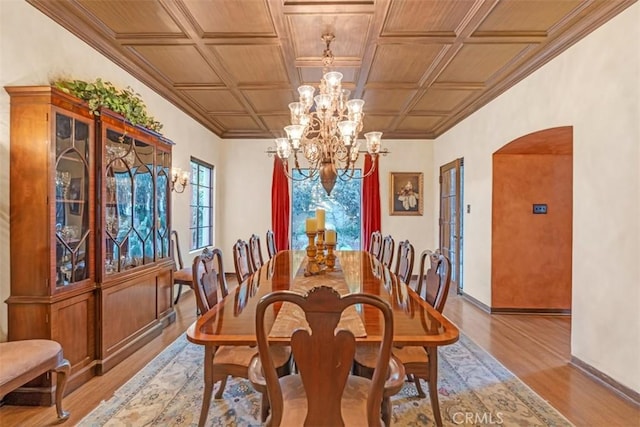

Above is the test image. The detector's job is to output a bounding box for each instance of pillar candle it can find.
[305,218,317,233]
[316,208,325,230]
[325,229,336,244]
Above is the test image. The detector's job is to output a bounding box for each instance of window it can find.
[190,158,213,250]
[291,170,362,250]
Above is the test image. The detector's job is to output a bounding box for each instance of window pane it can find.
[189,158,214,250]
[291,169,361,250]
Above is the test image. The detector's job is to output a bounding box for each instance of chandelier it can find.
[271,33,386,196]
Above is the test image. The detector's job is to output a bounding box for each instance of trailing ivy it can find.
[52,78,163,133]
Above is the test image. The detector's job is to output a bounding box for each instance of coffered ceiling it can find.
[28,0,633,139]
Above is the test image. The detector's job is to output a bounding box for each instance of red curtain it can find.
[362,154,381,250]
[271,157,290,250]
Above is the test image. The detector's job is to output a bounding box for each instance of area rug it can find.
[79,333,572,426]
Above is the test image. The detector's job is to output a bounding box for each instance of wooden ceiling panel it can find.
[299,67,359,86]
[212,115,262,131]
[436,43,529,83]
[130,45,222,84]
[362,115,396,133]
[382,0,476,35]
[262,115,292,136]
[288,14,370,58]
[363,89,417,112]
[475,1,583,34]
[368,44,444,83]
[396,116,444,132]
[242,89,296,114]
[412,88,477,113]
[182,89,244,113]
[27,0,634,139]
[182,0,275,35]
[210,44,289,85]
[76,0,183,35]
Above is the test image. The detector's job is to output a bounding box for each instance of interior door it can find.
[439,159,464,294]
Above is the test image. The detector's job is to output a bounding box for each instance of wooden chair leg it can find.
[54,358,70,422]
[214,375,228,399]
[427,346,442,427]
[174,283,183,304]
[381,396,392,427]
[413,375,426,398]
[198,346,215,427]
[260,391,269,422]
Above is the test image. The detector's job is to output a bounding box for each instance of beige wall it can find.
[0,0,223,341]
[433,3,639,391]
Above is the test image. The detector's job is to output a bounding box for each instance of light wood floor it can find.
[0,290,638,426]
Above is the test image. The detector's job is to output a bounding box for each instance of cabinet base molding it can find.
[96,323,163,375]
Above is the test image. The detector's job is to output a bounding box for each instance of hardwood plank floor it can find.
[0,290,638,426]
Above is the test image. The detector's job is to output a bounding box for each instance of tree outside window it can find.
[291,170,362,250]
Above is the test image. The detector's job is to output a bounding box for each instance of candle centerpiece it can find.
[315,208,326,264]
[304,217,322,276]
[325,229,337,271]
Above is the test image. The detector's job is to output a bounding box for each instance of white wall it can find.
[433,3,640,391]
[0,0,223,341]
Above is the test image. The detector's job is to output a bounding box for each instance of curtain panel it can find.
[362,154,381,250]
[271,157,290,250]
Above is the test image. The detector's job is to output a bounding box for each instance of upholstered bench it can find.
[0,339,70,422]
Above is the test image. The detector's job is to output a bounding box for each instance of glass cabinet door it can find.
[55,112,91,287]
[156,151,170,259]
[104,129,158,275]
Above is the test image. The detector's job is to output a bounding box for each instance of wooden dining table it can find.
[187,249,459,425]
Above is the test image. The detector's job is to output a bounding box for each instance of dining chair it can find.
[191,249,291,426]
[415,250,452,313]
[380,234,395,268]
[368,230,382,260]
[266,229,277,259]
[232,239,253,284]
[249,285,405,427]
[394,239,415,285]
[171,230,194,304]
[354,250,452,426]
[248,233,264,271]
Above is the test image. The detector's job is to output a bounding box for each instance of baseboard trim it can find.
[461,294,571,315]
[570,356,640,406]
[490,307,571,315]
[461,293,491,313]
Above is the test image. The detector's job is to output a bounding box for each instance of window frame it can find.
[189,157,214,250]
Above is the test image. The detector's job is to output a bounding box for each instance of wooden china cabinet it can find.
[94,108,175,374]
[5,86,175,404]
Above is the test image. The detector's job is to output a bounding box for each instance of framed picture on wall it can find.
[390,172,423,216]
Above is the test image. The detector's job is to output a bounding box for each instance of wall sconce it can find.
[170,167,190,193]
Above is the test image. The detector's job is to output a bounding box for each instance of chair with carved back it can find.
[380,235,395,268]
[171,230,194,304]
[266,229,277,259]
[394,239,415,285]
[368,230,382,260]
[232,239,253,284]
[248,233,265,271]
[191,248,291,426]
[354,249,452,426]
[249,285,405,427]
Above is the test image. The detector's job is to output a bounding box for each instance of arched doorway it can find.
[491,126,572,312]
